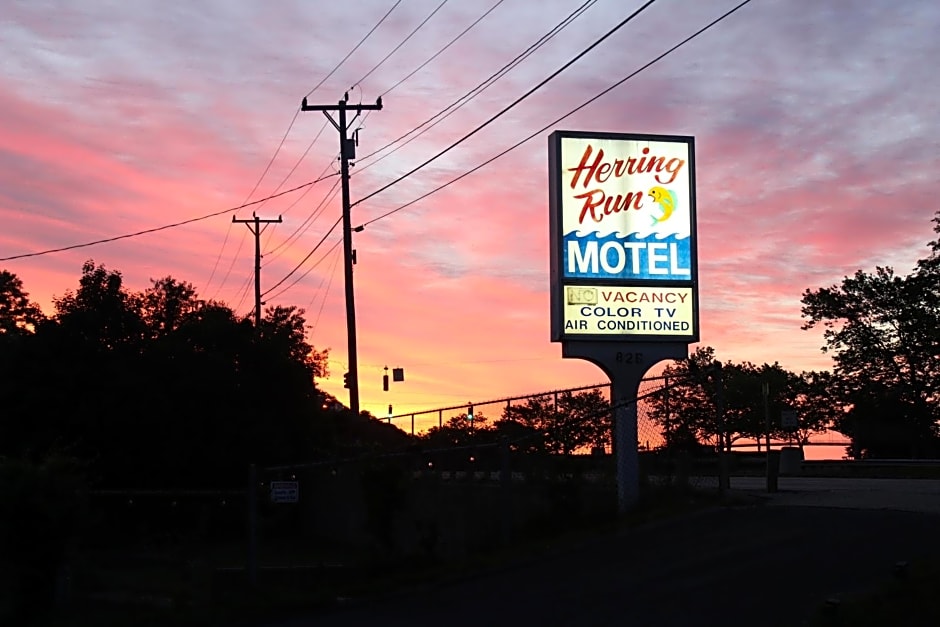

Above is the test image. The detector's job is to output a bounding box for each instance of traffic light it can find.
[467,404,474,425]
[343,372,349,389]
[383,373,389,391]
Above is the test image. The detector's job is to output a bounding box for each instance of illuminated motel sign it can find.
[549,131,699,343]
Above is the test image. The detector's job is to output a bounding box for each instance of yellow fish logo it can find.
[648,186,678,225]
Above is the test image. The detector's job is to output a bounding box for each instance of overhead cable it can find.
[358,0,755,229]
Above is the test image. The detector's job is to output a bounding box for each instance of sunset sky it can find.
[2,0,939,429]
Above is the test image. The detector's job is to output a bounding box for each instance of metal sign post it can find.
[564,341,688,511]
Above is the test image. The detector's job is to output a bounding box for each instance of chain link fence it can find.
[382,374,704,481]
[45,374,718,612]
[245,374,717,572]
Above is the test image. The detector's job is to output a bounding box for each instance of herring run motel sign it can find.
[549,131,699,343]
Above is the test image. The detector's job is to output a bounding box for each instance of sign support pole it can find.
[563,341,687,512]
[548,130,698,513]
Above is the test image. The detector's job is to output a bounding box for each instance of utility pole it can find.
[233,213,282,330]
[301,92,382,418]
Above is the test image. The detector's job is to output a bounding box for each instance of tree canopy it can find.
[801,212,940,457]
[646,347,833,453]
[0,260,404,488]
[415,389,611,455]
[0,270,44,336]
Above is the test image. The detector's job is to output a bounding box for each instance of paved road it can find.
[713,476,940,513]
[267,501,940,627]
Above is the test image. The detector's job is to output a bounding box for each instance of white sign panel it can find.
[270,481,299,503]
[549,131,698,342]
[560,137,692,282]
[563,285,694,336]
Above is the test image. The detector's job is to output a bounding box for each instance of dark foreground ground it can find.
[264,505,940,627]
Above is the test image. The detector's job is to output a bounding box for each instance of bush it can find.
[0,454,88,623]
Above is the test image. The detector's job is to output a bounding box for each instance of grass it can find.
[807,558,940,627]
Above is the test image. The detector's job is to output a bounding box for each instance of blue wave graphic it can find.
[563,231,692,280]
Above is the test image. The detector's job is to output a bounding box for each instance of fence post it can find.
[664,375,670,445]
[247,464,258,587]
[713,364,730,495]
[499,437,512,547]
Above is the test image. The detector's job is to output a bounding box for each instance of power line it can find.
[261,215,343,297]
[242,111,304,209]
[310,247,342,335]
[213,3,401,294]
[358,0,754,229]
[0,176,333,263]
[2,1,750,267]
[204,153,336,306]
[257,118,331,245]
[310,244,340,336]
[203,224,233,295]
[263,173,341,261]
[233,269,256,313]
[212,225,249,300]
[354,0,596,170]
[306,0,403,99]
[264,236,343,303]
[259,150,339,261]
[344,0,510,172]
[204,107,301,292]
[380,0,506,99]
[215,146,334,299]
[351,0,450,90]
[351,0,657,208]
[248,0,406,265]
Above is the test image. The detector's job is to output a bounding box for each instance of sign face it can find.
[780,410,799,430]
[269,481,299,504]
[549,131,699,342]
[563,285,694,336]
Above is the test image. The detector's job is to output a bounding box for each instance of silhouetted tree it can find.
[141,275,199,336]
[0,270,44,336]
[499,388,610,454]
[786,370,844,449]
[0,260,391,488]
[421,412,495,448]
[801,212,940,457]
[0,271,46,458]
[649,348,828,452]
[259,304,328,378]
[53,260,146,349]
[649,347,721,450]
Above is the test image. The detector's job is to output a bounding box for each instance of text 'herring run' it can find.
[567,143,686,225]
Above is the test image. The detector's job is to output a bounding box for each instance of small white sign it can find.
[780,410,799,429]
[270,481,299,503]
